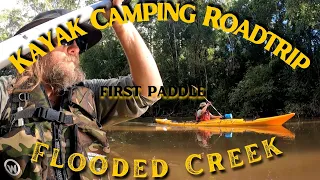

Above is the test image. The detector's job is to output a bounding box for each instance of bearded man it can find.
[0,0,163,179]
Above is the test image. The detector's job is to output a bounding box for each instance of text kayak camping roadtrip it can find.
[8,2,310,74]
[31,137,283,177]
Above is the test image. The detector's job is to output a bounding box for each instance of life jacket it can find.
[199,110,211,121]
[0,83,110,180]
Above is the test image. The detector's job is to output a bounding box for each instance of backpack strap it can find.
[13,107,73,124]
[0,92,31,135]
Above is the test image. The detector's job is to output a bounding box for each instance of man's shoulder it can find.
[0,75,15,119]
[81,74,134,88]
[196,109,202,116]
[0,75,15,89]
[0,75,15,81]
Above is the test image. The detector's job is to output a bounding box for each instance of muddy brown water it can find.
[101,118,320,180]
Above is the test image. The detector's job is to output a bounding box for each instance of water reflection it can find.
[196,129,217,148]
[103,120,320,180]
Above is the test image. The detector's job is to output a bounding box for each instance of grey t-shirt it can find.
[196,109,202,118]
[0,75,158,127]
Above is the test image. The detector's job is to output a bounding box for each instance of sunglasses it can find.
[60,36,88,53]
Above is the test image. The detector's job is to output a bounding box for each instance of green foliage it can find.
[229,64,280,117]
[0,9,27,41]
[22,0,82,12]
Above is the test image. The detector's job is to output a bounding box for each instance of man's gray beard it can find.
[42,55,86,92]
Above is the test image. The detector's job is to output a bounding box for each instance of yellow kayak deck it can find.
[155,113,295,127]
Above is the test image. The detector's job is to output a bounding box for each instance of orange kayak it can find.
[155,113,295,127]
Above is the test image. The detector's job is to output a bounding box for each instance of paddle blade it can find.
[224,114,233,119]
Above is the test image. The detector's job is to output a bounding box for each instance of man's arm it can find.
[0,75,15,122]
[105,0,163,101]
[83,75,157,127]
[87,1,163,126]
[210,113,223,119]
[201,104,210,114]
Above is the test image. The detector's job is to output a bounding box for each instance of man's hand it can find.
[103,0,125,21]
[112,0,124,6]
[103,0,131,22]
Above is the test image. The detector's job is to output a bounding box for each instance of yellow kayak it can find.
[155,113,295,127]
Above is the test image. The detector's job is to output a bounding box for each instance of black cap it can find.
[15,9,102,53]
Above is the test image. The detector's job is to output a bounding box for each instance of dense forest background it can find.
[0,0,319,118]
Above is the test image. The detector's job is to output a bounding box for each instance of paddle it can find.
[191,85,223,117]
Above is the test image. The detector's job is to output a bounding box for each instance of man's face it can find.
[41,38,85,91]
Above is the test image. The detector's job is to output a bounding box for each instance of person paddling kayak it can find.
[196,102,223,122]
